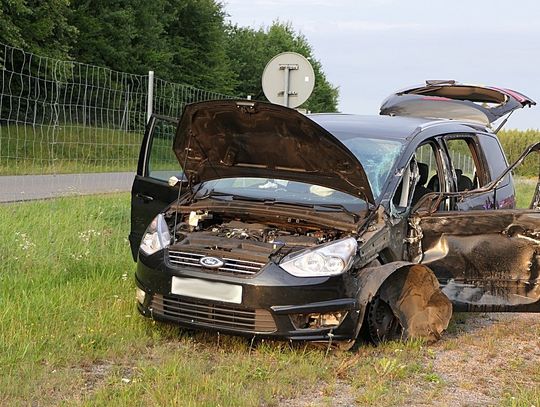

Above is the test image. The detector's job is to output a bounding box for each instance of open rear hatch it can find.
[173,100,375,205]
[380,80,536,125]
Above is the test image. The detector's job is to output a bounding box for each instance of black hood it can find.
[173,100,375,205]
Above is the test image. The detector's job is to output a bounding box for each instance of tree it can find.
[1,1,337,108]
[225,21,339,112]
[0,0,76,59]
[70,0,235,94]
[70,0,168,73]
[161,0,235,94]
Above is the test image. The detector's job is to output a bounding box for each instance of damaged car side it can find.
[130,83,539,347]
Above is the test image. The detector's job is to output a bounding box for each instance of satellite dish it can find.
[262,52,315,108]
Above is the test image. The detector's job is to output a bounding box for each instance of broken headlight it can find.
[280,237,357,277]
[140,214,171,256]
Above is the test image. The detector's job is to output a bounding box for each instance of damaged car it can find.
[130,81,540,347]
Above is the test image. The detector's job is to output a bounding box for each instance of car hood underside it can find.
[172,100,375,205]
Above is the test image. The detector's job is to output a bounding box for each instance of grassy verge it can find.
[0,125,141,175]
[0,124,179,176]
[515,177,537,208]
[0,192,538,406]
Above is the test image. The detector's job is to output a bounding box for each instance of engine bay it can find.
[167,209,347,263]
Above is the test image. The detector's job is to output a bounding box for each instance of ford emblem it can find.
[199,256,224,269]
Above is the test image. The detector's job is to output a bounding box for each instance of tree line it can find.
[0,0,338,112]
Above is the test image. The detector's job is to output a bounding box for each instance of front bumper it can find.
[135,250,364,341]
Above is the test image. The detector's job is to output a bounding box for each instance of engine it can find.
[168,212,343,262]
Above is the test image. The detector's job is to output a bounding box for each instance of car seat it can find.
[455,169,474,191]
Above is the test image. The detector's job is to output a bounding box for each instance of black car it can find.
[130,81,540,347]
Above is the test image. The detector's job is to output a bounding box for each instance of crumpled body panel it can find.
[417,210,540,311]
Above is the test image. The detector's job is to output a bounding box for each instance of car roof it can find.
[308,113,471,141]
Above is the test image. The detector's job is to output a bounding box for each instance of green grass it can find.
[515,177,537,208]
[0,124,143,175]
[0,193,538,406]
[0,195,436,406]
[0,124,180,176]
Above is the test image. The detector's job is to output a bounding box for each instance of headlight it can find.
[280,237,357,277]
[140,214,171,256]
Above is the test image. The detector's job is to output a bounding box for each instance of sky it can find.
[223,0,540,130]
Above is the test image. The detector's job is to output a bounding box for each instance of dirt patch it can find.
[280,313,540,407]
[80,360,115,392]
[428,313,540,406]
[279,380,356,407]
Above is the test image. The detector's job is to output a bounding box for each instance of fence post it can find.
[147,70,154,123]
[51,60,61,173]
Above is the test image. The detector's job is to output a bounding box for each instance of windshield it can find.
[195,178,367,211]
[342,137,403,198]
[194,137,402,207]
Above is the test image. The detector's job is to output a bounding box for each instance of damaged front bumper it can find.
[135,250,364,341]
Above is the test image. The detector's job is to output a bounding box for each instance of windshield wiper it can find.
[312,203,359,221]
[196,189,266,203]
[264,200,359,221]
[196,190,359,221]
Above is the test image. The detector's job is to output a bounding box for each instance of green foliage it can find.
[0,0,76,59]
[498,129,539,177]
[70,0,169,74]
[70,0,236,94]
[160,0,236,94]
[1,2,338,110]
[225,21,339,112]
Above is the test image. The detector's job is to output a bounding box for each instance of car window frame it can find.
[390,137,447,212]
[441,133,489,191]
[141,114,180,181]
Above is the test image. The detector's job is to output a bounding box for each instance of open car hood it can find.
[173,100,375,205]
[380,80,536,125]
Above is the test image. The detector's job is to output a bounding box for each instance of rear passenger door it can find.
[129,115,182,261]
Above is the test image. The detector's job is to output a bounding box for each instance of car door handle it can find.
[136,193,154,202]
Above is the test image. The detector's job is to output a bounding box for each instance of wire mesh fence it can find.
[0,42,232,202]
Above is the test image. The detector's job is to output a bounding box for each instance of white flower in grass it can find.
[78,229,102,243]
[15,232,36,252]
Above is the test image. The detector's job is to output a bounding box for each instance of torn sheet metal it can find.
[416,211,540,311]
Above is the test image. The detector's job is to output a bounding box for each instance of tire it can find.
[366,295,404,344]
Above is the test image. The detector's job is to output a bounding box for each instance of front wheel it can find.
[366,296,403,343]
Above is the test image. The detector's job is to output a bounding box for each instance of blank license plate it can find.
[171,277,242,304]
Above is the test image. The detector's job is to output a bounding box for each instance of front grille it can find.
[151,294,276,333]
[168,250,265,276]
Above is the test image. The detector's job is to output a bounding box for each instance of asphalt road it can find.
[0,172,135,203]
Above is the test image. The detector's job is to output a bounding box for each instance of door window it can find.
[393,141,443,209]
[146,117,180,181]
[444,137,487,191]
